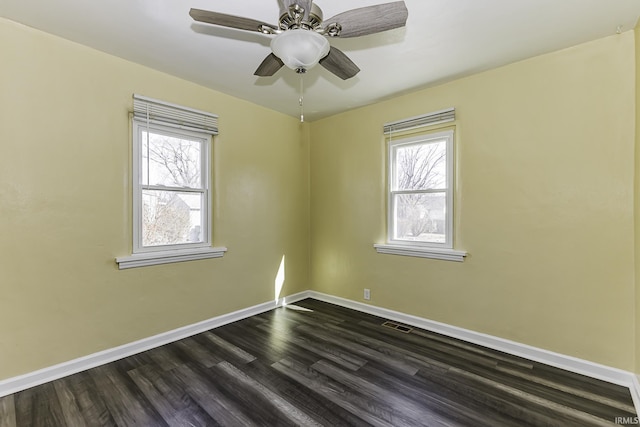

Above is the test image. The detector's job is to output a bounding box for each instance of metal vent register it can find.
[382,321,413,333]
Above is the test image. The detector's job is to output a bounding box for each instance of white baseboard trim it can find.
[0,290,311,398]
[307,291,637,388]
[630,376,640,417]
[2,288,639,418]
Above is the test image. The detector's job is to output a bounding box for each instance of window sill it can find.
[116,246,227,270]
[374,244,467,262]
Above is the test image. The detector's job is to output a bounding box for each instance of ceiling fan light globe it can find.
[270,29,330,71]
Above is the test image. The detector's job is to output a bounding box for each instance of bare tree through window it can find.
[146,134,201,188]
[393,139,447,242]
[141,131,204,247]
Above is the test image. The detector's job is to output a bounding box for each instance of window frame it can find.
[132,119,212,254]
[387,129,454,249]
[375,126,466,262]
[116,96,226,269]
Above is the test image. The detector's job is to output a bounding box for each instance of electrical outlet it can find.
[364,288,371,300]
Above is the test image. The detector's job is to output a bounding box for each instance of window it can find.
[389,130,453,247]
[133,121,210,252]
[116,95,226,269]
[375,108,466,261]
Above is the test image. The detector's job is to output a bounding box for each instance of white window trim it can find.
[376,126,466,262]
[374,244,467,262]
[116,246,227,270]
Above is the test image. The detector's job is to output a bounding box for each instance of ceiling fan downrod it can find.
[275,3,340,36]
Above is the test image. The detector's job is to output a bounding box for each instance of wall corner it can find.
[634,21,640,375]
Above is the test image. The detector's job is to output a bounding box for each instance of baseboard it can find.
[630,376,640,417]
[0,290,311,398]
[1,288,638,418]
[307,291,636,389]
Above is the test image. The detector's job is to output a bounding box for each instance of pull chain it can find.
[146,106,150,186]
[299,72,305,123]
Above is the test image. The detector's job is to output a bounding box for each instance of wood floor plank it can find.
[406,324,536,370]
[147,344,187,372]
[295,299,390,324]
[357,358,526,427]
[354,318,531,370]
[214,322,294,363]
[296,324,421,376]
[447,366,617,426]
[53,378,92,426]
[448,360,633,422]
[286,332,368,371]
[172,336,222,368]
[217,360,322,426]
[311,358,457,427]
[128,363,218,426]
[14,384,66,427]
[494,363,636,416]
[323,320,502,373]
[201,361,303,426]
[0,394,16,427]
[414,362,570,425]
[274,304,347,326]
[201,331,257,364]
[272,356,400,427]
[173,363,256,426]
[53,373,116,427]
[89,364,168,426]
[241,359,365,426]
[526,361,634,403]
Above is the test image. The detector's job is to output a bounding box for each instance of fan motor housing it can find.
[307,4,323,28]
[279,3,324,30]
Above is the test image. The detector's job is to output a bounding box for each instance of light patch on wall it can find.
[274,255,286,303]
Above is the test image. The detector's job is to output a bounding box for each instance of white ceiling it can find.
[1,1,639,121]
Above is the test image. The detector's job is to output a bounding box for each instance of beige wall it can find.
[0,18,309,380]
[310,32,636,370]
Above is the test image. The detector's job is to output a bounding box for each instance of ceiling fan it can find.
[189,0,409,80]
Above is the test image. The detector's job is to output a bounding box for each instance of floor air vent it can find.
[382,321,413,334]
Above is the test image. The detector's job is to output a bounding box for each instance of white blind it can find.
[383,108,455,135]
[133,94,219,135]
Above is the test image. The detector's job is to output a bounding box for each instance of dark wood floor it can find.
[0,299,636,426]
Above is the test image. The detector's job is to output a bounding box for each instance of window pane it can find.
[142,190,203,247]
[142,131,202,188]
[394,192,446,243]
[393,140,446,191]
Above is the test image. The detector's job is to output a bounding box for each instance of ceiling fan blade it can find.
[325,1,408,38]
[189,8,275,33]
[254,53,285,77]
[319,47,360,80]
